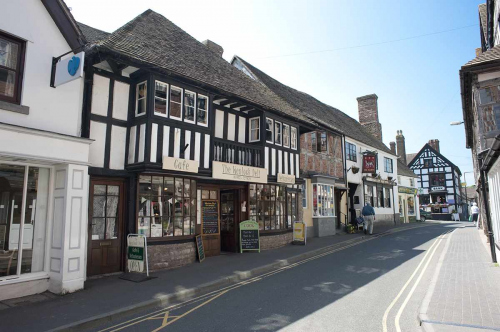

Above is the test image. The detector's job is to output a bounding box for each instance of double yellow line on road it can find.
[382,229,453,332]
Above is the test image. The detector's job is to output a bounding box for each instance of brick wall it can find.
[300,132,344,178]
[261,232,293,250]
[145,241,197,271]
[357,94,383,141]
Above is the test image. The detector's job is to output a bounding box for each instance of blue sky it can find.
[67,0,483,184]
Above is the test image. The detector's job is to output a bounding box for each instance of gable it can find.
[408,143,460,175]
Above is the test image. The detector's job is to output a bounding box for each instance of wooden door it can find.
[220,190,238,252]
[200,188,220,257]
[87,179,124,276]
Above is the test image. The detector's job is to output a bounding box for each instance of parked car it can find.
[420,209,432,222]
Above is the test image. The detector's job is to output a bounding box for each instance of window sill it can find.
[0,100,29,115]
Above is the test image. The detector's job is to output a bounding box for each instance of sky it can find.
[66,0,483,185]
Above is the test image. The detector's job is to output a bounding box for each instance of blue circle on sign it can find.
[67,56,80,76]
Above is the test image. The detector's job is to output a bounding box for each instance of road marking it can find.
[98,224,433,332]
[382,230,449,332]
[394,230,452,332]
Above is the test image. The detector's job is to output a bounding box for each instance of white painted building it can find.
[0,0,91,300]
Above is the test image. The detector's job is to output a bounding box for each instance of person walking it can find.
[362,202,376,235]
[471,202,480,228]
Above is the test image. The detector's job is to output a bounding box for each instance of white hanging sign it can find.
[54,52,85,87]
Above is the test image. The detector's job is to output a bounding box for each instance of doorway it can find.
[87,179,125,276]
[220,190,239,252]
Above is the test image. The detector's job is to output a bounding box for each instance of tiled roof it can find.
[406,153,417,165]
[90,10,314,126]
[397,159,417,178]
[479,3,487,43]
[463,45,500,67]
[233,56,395,155]
[77,22,109,43]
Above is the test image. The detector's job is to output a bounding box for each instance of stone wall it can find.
[145,241,197,271]
[261,232,293,250]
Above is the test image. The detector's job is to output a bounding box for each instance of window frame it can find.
[0,32,25,105]
[275,121,282,146]
[346,142,357,162]
[197,94,209,127]
[248,184,289,231]
[384,157,393,173]
[291,127,297,150]
[183,89,196,124]
[249,116,260,142]
[135,81,147,117]
[169,85,183,121]
[312,183,335,217]
[154,80,168,117]
[430,173,446,187]
[266,118,274,144]
[283,124,290,148]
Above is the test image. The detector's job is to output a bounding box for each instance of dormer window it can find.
[135,81,147,116]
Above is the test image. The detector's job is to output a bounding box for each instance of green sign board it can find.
[398,186,418,195]
[128,246,144,261]
[240,220,260,253]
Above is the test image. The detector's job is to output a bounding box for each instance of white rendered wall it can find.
[0,0,84,137]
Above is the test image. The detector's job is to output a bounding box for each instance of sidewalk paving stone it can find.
[0,222,424,332]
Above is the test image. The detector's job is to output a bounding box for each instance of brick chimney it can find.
[428,139,440,153]
[357,94,382,141]
[396,130,407,164]
[202,40,224,57]
[390,141,396,153]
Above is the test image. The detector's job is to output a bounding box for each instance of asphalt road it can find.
[93,223,458,332]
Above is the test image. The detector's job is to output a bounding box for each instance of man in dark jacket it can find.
[362,203,376,235]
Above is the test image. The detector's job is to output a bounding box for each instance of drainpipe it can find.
[479,156,497,263]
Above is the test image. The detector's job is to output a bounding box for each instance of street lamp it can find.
[450,121,464,126]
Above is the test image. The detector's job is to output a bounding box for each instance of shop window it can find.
[312,184,335,217]
[197,94,208,126]
[184,90,196,124]
[384,188,391,208]
[154,81,168,116]
[430,173,445,187]
[169,86,183,120]
[0,33,25,104]
[365,185,374,207]
[0,165,49,277]
[248,184,288,230]
[377,187,384,207]
[266,118,274,143]
[384,157,393,173]
[346,142,357,162]
[138,175,196,238]
[408,196,415,215]
[291,127,297,150]
[283,124,290,148]
[275,121,282,146]
[135,81,147,116]
[249,117,260,142]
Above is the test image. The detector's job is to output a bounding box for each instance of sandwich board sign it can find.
[293,221,307,245]
[239,220,260,253]
[127,234,149,276]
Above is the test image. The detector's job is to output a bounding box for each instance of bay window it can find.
[312,184,335,217]
[266,118,274,143]
[138,175,196,238]
[249,184,289,230]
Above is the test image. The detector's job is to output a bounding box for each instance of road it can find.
[93,223,457,332]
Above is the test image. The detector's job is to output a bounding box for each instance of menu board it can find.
[202,200,219,235]
[196,235,205,262]
[239,220,260,253]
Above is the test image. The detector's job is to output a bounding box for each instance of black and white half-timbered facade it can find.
[408,142,463,220]
[78,10,314,275]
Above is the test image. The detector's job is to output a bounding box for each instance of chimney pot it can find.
[396,130,407,164]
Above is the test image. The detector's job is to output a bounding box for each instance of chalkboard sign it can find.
[202,200,219,235]
[196,235,205,262]
[239,220,260,253]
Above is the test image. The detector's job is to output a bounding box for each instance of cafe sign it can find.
[362,154,377,173]
[398,186,418,195]
[277,173,295,184]
[212,161,267,184]
[163,156,199,174]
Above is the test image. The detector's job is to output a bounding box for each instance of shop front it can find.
[398,186,417,223]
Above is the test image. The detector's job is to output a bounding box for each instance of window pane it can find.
[106,196,119,217]
[184,91,195,122]
[155,97,166,115]
[197,109,207,125]
[170,101,181,119]
[266,118,273,142]
[291,128,297,149]
[139,176,152,195]
[0,39,19,69]
[202,190,210,199]
[162,216,173,237]
[174,217,183,236]
[0,68,16,98]
[108,185,119,195]
[106,218,118,239]
[164,177,174,195]
[275,122,282,145]
[175,178,183,197]
[151,217,162,237]
[197,95,207,111]
[170,87,182,119]
[92,218,105,240]
[93,196,106,217]
[210,190,217,200]
[138,217,150,237]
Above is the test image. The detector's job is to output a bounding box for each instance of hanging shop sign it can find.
[277,173,295,184]
[195,235,205,262]
[212,161,267,183]
[293,221,306,245]
[163,156,199,174]
[240,220,260,253]
[430,186,446,192]
[127,234,149,276]
[362,154,377,173]
[53,52,84,87]
[398,186,418,195]
[202,200,219,235]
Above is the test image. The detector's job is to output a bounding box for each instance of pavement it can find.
[0,222,427,332]
[419,224,500,332]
